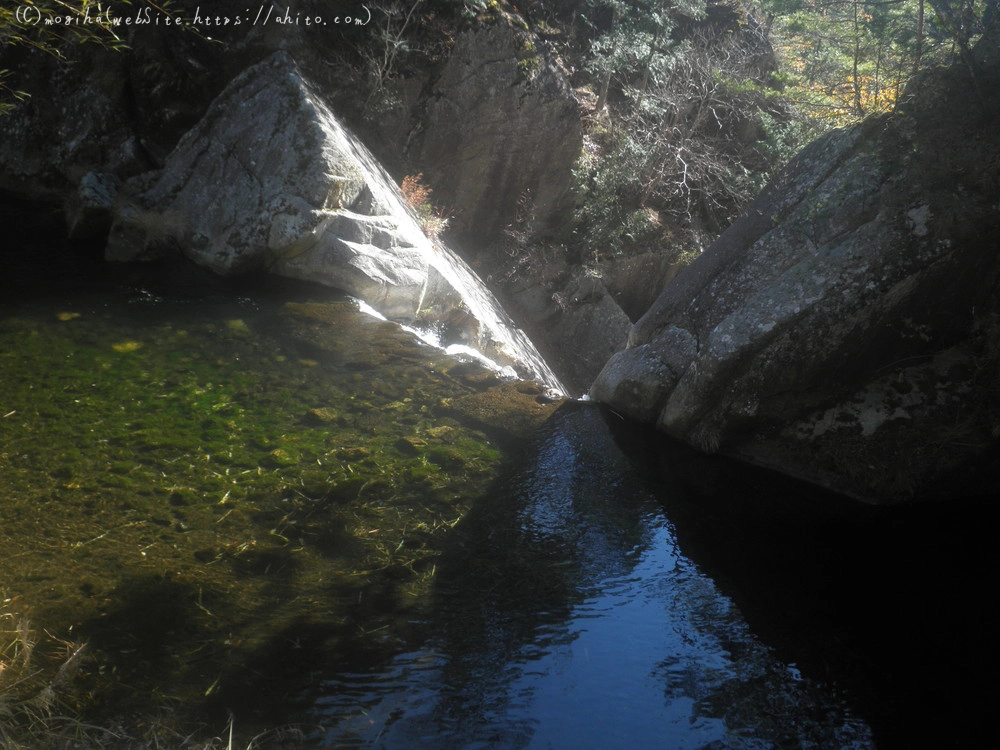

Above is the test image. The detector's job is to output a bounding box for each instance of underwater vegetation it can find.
[0,278,559,744]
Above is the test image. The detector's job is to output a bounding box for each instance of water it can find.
[302,405,997,749]
[2,199,995,748]
[307,407,876,749]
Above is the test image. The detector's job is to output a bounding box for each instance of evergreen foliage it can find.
[760,0,996,124]
[570,0,799,260]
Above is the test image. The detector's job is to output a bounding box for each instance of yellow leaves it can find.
[111,340,143,353]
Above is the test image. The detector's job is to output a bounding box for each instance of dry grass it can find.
[0,614,308,749]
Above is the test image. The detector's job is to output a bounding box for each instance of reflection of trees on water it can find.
[316,404,877,748]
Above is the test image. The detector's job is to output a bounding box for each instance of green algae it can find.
[0,283,561,739]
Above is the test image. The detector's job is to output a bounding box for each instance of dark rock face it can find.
[501,252,681,395]
[506,268,631,395]
[590,38,1000,504]
[0,31,225,199]
[368,21,582,245]
[416,24,581,241]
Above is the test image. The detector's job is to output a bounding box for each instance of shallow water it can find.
[2,205,995,748]
[0,220,530,732]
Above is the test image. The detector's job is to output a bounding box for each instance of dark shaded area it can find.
[308,403,874,747]
[1,193,108,304]
[600,408,999,749]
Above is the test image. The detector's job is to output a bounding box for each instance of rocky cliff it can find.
[0,5,578,389]
[591,32,1000,504]
[106,50,565,386]
[349,15,582,245]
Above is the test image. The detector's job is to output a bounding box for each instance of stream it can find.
[2,201,994,748]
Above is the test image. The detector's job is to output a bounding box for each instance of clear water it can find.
[3,201,995,748]
[308,407,876,749]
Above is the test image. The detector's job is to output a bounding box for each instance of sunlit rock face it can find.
[107,51,431,312]
[104,51,561,388]
[591,32,1000,504]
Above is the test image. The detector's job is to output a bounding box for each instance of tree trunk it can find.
[852,0,864,116]
[596,68,612,111]
[912,0,925,76]
[595,5,619,112]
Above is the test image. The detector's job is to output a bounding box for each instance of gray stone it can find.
[378,22,582,244]
[590,36,1000,503]
[104,51,562,389]
[66,172,117,241]
[504,265,632,395]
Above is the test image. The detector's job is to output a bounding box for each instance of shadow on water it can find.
[316,402,998,749]
[655,420,994,750]
[307,402,997,749]
[613,419,999,750]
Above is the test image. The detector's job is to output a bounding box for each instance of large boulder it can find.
[590,39,1000,504]
[106,52,430,306]
[106,51,562,389]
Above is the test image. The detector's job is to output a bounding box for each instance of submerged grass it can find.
[0,281,554,745]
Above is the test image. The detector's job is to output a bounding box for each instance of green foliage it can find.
[580,0,706,106]
[572,134,669,259]
[755,108,822,174]
[571,3,809,258]
[760,0,994,126]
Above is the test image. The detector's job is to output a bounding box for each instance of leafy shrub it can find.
[401,173,450,240]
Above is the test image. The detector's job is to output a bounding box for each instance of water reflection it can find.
[310,406,873,748]
[6,198,992,747]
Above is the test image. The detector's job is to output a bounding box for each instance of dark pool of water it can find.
[304,404,997,749]
[3,198,995,748]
